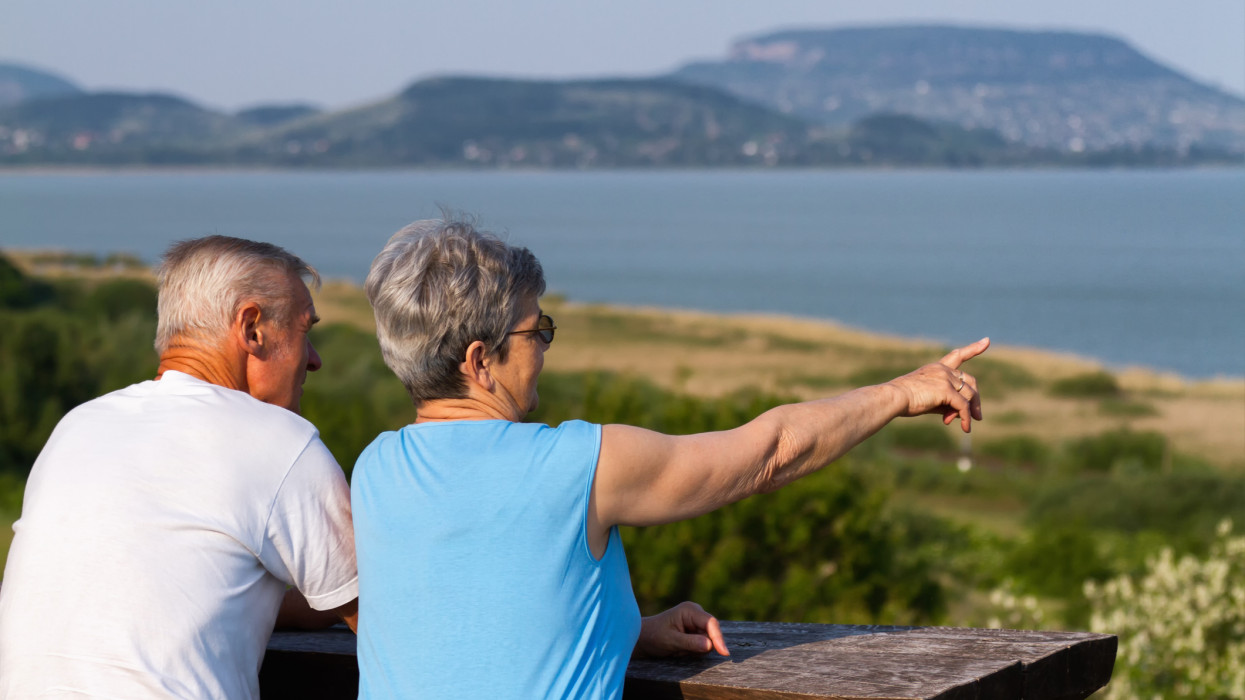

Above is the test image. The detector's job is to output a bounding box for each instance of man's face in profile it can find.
[248,274,322,413]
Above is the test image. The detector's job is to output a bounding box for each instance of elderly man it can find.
[0,236,357,699]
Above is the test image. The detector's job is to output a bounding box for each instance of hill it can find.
[0,91,238,164]
[1,75,1207,168]
[234,103,321,128]
[670,25,1245,153]
[230,76,823,167]
[0,63,81,108]
[3,25,1243,168]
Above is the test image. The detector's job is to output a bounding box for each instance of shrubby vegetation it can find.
[1049,370,1121,398]
[0,257,158,473]
[4,252,1244,693]
[1086,520,1245,699]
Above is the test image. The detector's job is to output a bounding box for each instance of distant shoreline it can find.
[559,299,1245,388]
[6,250,1243,465]
[2,163,1244,176]
[6,247,1244,386]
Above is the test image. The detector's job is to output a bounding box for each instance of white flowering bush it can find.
[986,579,1049,630]
[1085,520,1245,699]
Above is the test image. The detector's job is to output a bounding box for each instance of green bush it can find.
[1003,526,1114,625]
[873,421,956,453]
[0,271,168,474]
[1086,521,1245,699]
[530,370,791,436]
[0,254,56,310]
[79,278,158,322]
[959,357,1038,396]
[1027,472,1245,549]
[0,307,156,473]
[1060,428,1168,474]
[1097,397,1159,418]
[978,435,1051,467]
[624,461,945,624]
[1049,371,1121,398]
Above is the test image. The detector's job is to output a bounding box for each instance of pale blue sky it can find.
[4,0,1242,111]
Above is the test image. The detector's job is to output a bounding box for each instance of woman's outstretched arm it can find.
[590,338,989,546]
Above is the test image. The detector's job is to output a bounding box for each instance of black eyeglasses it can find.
[507,314,556,344]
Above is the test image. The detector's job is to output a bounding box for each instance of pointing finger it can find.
[939,337,991,369]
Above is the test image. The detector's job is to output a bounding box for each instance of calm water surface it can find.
[1,169,1242,378]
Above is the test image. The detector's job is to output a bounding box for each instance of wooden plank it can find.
[623,623,1114,700]
[775,626,1118,700]
[627,650,1020,700]
[260,622,1117,699]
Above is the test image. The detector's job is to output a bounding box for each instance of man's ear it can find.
[236,303,266,358]
[459,340,493,392]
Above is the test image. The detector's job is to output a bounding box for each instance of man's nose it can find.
[307,342,323,372]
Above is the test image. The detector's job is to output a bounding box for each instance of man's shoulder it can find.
[70,372,318,441]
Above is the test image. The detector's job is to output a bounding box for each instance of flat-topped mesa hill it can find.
[670,25,1245,153]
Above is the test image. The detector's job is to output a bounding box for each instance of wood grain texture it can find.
[260,622,1117,699]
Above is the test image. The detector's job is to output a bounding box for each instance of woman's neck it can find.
[414,397,521,424]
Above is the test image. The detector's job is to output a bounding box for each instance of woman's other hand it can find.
[886,337,990,432]
[632,601,729,658]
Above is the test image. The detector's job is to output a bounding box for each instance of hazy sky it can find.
[4,0,1243,111]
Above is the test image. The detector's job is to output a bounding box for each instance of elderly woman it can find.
[352,217,988,699]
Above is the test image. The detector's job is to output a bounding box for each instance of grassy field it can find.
[313,281,1245,564]
[317,281,1245,471]
[18,251,1242,471]
[12,250,1245,475]
[7,252,1245,593]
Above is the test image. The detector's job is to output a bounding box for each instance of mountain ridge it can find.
[0,63,82,108]
[2,26,1242,167]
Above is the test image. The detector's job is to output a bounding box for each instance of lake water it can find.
[1,169,1242,379]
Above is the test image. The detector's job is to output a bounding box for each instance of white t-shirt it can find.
[0,371,358,700]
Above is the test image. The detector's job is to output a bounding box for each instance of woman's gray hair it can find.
[366,217,545,406]
[154,235,320,354]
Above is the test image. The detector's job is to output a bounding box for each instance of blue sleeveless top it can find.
[352,419,641,699]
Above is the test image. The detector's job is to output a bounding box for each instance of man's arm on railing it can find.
[275,588,359,632]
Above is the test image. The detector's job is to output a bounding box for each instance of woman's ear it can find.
[460,340,493,391]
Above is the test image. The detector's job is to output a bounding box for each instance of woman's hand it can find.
[632,601,729,658]
[886,337,990,432]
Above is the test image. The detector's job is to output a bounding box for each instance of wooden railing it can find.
[261,621,1117,699]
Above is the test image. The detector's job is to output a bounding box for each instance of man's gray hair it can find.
[366,217,545,406]
[154,235,321,354]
